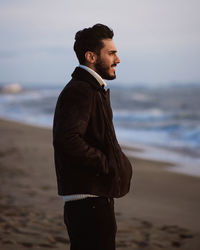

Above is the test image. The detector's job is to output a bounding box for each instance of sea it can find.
[0,81,200,177]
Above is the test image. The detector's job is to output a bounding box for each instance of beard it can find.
[94,58,116,80]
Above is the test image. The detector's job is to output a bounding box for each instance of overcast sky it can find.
[0,0,200,85]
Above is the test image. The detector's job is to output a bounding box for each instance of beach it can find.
[0,118,199,250]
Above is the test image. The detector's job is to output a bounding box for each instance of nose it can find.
[115,54,120,64]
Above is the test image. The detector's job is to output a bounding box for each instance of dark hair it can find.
[73,23,114,64]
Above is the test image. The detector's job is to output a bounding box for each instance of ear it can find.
[85,51,97,64]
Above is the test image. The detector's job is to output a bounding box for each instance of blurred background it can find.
[0,0,200,176]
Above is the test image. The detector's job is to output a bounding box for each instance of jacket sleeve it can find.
[53,83,108,174]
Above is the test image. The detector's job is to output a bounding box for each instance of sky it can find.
[0,0,200,85]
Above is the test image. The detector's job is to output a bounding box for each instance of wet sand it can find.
[0,118,199,250]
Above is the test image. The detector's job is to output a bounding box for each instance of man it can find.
[53,24,132,250]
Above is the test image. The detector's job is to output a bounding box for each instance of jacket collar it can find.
[71,67,105,91]
[79,65,107,87]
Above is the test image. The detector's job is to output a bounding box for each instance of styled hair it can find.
[73,23,114,64]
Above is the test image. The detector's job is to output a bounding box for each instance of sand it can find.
[0,118,199,250]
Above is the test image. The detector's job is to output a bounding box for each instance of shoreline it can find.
[0,118,200,249]
[122,142,200,178]
[1,116,200,178]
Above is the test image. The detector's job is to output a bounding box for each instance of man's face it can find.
[94,39,120,80]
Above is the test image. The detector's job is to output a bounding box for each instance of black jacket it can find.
[53,67,132,198]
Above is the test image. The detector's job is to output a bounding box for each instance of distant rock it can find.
[0,83,22,94]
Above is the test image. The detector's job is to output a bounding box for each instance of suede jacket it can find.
[53,67,132,198]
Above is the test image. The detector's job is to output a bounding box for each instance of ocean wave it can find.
[0,83,200,160]
[113,109,172,122]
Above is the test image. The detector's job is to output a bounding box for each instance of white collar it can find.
[79,64,107,87]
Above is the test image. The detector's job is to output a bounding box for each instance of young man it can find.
[53,24,132,250]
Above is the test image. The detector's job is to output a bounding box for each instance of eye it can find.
[109,52,115,56]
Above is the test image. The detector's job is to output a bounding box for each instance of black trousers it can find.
[64,197,117,250]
